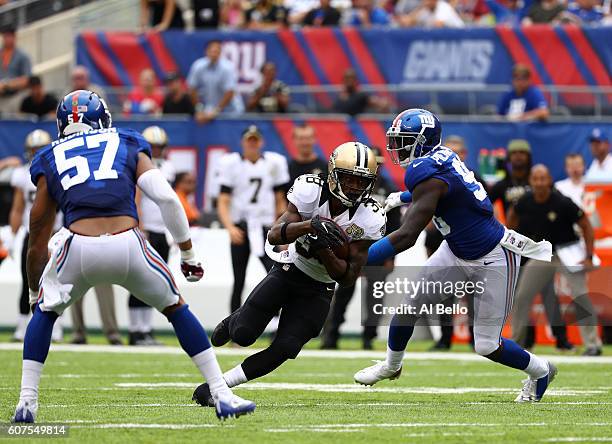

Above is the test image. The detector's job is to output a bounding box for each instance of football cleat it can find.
[214,392,256,420]
[192,382,215,408]
[211,316,232,347]
[354,360,402,386]
[12,399,37,423]
[515,361,557,402]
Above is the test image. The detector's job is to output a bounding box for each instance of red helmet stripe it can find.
[71,93,79,124]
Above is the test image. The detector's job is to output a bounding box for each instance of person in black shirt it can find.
[332,68,387,116]
[321,147,400,350]
[246,0,288,29]
[162,72,195,115]
[288,124,327,182]
[140,0,185,31]
[508,165,601,356]
[489,139,572,350]
[19,76,57,118]
[302,0,341,26]
[246,62,290,113]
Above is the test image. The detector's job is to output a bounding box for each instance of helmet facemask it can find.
[387,128,428,167]
[329,167,377,207]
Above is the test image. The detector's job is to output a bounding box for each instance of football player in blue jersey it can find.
[12,90,255,423]
[354,109,557,403]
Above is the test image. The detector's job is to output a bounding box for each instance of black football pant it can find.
[128,231,169,308]
[229,222,274,313]
[226,264,334,382]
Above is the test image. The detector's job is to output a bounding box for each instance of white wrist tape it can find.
[137,168,191,244]
[181,248,195,262]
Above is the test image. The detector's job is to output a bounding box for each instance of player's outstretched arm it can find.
[318,239,374,287]
[267,202,316,245]
[27,176,57,299]
[368,178,447,264]
[135,153,203,281]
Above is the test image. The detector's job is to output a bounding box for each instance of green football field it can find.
[0,337,610,444]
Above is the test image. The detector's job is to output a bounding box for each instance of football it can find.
[319,217,350,260]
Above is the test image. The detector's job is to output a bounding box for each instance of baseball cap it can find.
[242,125,262,140]
[589,128,608,142]
[507,139,531,153]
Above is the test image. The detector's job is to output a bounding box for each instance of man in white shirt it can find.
[397,0,465,27]
[585,128,611,180]
[555,153,585,207]
[217,125,290,313]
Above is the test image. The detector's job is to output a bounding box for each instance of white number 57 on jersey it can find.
[53,132,120,191]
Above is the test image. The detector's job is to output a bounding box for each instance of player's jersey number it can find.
[451,157,486,202]
[53,132,120,191]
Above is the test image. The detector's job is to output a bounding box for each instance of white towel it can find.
[501,228,553,262]
[39,228,74,310]
[264,236,295,264]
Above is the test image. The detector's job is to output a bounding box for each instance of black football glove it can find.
[306,234,332,254]
[310,216,345,249]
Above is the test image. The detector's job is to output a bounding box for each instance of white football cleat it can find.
[12,399,38,423]
[354,360,402,386]
[214,391,256,420]
[515,361,558,403]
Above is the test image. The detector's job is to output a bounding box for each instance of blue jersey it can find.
[405,146,504,260]
[30,127,151,227]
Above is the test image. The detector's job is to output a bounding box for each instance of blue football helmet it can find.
[386,108,442,167]
[56,90,112,138]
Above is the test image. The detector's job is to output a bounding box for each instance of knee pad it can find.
[270,336,303,360]
[231,326,258,347]
[474,338,500,357]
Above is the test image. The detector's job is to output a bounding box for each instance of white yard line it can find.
[112,381,608,396]
[0,342,610,364]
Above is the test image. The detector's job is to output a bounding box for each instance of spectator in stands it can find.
[301,0,342,25]
[219,0,246,28]
[563,0,605,24]
[0,27,31,98]
[498,64,549,122]
[246,62,290,113]
[333,68,388,116]
[343,0,392,26]
[245,0,288,29]
[187,40,244,124]
[162,71,194,115]
[585,128,611,179]
[288,124,327,181]
[484,0,524,26]
[522,0,565,24]
[123,68,163,116]
[193,0,220,28]
[140,0,185,31]
[396,0,465,27]
[555,153,585,207]
[68,65,106,99]
[508,164,602,356]
[174,172,201,225]
[19,76,57,118]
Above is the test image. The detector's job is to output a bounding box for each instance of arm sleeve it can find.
[531,87,548,109]
[562,196,583,224]
[137,169,191,243]
[497,92,509,115]
[273,154,291,189]
[217,155,236,189]
[404,158,450,193]
[30,153,46,186]
[186,62,199,90]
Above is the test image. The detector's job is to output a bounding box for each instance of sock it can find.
[223,365,248,388]
[167,304,211,357]
[388,317,414,352]
[524,351,549,379]
[19,360,43,401]
[488,337,531,371]
[385,346,404,371]
[23,305,58,363]
[128,308,139,333]
[141,308,154,334]
[191,348,231,397]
